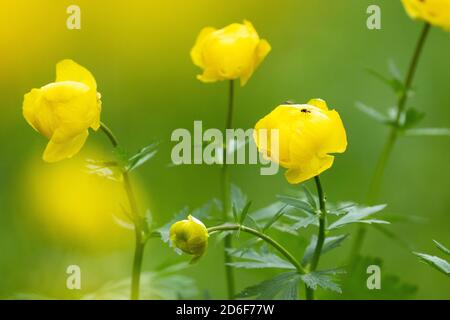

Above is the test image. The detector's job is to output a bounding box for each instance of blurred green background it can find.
[0,0,449,299]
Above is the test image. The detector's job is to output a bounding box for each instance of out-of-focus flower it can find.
[23,151,143,249]
[23,59,102,162]
[169,215,209,260]
[401,0,450,30]
[254,99,347,184]
[191,20,271,86]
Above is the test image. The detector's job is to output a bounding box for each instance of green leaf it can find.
[355,102,392,125]
[86,159,122,182]
[277,195,316,215]
[287,214,319,230]
[387,59,403,82]
[302,185,317,210]
[127,142,159,172]
[400,107,425,129]
[113,146,130,165]
[239,201,253,226]
[251,202,290,221]
[226,249,296,270]
[302,234,349,265]
[82,262,198,300]
[365,68,404,95]
[414,252,450,276]
[433,240,450,256]
[328,202,357,216]
[325,256,417,299]
[232,204,238,223]
[371,224,412,250]
[237,272,301,300]
[262,205,288,231]
[243,214,262,231]
[231,184,248,213]
[300,269,344,293]
[404,127,450,137]
[327,204,389,230]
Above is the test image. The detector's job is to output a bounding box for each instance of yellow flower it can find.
[23,59,102,163]
[191,20,271,86]
[169,215,209,260]
[401,0,450,30]
[254,99,347,184]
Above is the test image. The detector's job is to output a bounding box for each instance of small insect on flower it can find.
[22,59,102,163]
[169,215,209,263]
[401,0,450,31]
[254,99,347,184]
[190,20,271,86]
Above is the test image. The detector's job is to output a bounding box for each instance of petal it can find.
[23,88,42,133]
[255,39,271,68]
[284,155,334,184]
[240,69,254,86]
[197,68,221,83]
[41,81,99,141]
[56,59,97,90]
[43,130,89,163]
[243,20,257,35]
[307,98,329,111]
[401,0,422,19]
[190,27,216,68]
[23,88,58,139]
[323,109,348,153]
[91,98,102,131]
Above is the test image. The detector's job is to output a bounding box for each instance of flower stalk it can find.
[305,175,327,300]
[99,122,145,300]
[207,224,306,274]
[350,22,431,259]
[221,80,236,299]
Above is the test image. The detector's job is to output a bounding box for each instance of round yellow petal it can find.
[56,59,97,90]
[22,60,102,162]
[43,130,89,163]
[191,20,271,85]
[401,0,450,31]
[254,100,347,184]
[191,27,217,68]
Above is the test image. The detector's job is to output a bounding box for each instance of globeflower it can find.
[23,59,102,163]
[401,0,450,30]
[254,99,347,184]
[190,20,271,86]
[170,215,209,261]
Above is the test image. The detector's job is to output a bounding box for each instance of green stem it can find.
[221,80,236,299]
[305,176,327,300]
[350,22,431,260]
[99,121,119,147]
[207,224,306,274]
[99,122,145,300]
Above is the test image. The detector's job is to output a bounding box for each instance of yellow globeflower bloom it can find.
[170,215,209,260]
[401,0,450,30]
[191,20,271,86]
[23,59,102,163]
[254,99,347,184]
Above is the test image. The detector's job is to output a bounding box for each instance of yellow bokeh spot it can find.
[22,147,148,250]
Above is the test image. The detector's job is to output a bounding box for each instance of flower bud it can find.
[169,215,209,260]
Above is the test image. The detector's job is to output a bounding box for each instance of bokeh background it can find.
[0,0,449,299]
